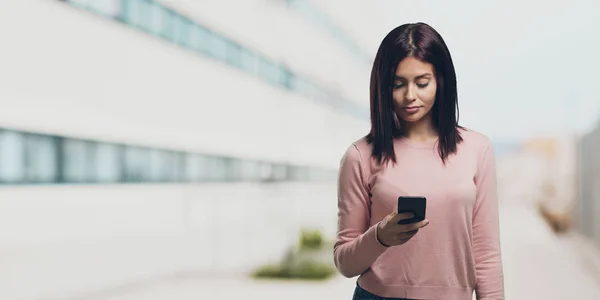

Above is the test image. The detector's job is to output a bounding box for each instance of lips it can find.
[403,106,421,114]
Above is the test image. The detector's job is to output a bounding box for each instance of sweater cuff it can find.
[367,222,390,253]
[374,223,391,248]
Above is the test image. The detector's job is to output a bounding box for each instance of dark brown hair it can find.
[366,22,463,165]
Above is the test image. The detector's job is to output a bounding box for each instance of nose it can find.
[405,84,416,101]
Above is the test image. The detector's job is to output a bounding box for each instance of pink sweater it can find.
[334,128,504,300]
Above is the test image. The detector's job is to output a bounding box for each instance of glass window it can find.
[240,49,259,74]
[25,134,58,183]
[206,156,229,182]
[279,66,292,89]
[288,166,309,181]
[259,59,281,85]
[66,0,88,8]
[183,153,209,182]
[227,159,243,182]
[172,14,191,47]
[124,0,153,32]
[124,146,151,182]
[258,162,273,181]
[227,41,242,69]
[62,139,92,183]
[149,149,180,182]
[149,3,167,37]
[189,24,211,54]
[0,131,25,183]
[271,164,288,181]
[86,0,122,18]
[238,160,261,181]
[209,34,229,62]
[94,143,122,183]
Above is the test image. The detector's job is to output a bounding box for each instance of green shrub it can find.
[251,261,335,280]
[299,229,323,250]
[250,228,336,281]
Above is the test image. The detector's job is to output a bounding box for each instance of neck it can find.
[403,115,437,142]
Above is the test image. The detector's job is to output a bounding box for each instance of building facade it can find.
[0,1,381,299]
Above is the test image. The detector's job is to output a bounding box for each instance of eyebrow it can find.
[395,73,432,80]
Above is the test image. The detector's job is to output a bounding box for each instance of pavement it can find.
[77,202,600,300]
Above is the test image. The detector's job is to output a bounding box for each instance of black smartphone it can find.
[397,196,427,224]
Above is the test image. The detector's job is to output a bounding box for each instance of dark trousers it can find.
[352,283,412,300]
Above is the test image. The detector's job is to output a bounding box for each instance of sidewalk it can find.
[500,202,600,299]
[82,202,600,300]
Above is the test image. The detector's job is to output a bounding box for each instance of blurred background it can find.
[0,0,599,299]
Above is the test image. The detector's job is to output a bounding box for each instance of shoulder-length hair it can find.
[366,22,463,165]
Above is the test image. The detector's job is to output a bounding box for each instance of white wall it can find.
[0,182,339,300]
[0,0,370,169]
[161,0,374,106]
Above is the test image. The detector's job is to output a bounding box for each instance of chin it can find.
[399,114,425,123]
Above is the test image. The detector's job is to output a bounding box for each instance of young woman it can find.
[334,22,504,300]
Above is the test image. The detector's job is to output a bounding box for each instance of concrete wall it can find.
[575,123,600,242]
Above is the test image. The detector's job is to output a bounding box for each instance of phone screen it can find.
[397,196,427,224]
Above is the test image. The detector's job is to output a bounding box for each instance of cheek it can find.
[419,87,437,107]
[392,91,403,107]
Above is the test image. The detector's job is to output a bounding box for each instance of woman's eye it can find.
[393,83,404,89]
[417,82,429,88]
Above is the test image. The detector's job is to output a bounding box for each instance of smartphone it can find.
[397,196,427,224]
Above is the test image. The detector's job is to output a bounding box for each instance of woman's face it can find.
[392,56,437,124]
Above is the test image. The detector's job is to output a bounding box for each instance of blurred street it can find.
[78,200,600,300]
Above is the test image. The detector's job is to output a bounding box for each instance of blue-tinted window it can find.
[271,164,288,181]
[238,160,261,181]
[183,153,209,182]
[240,49,259,74]
[209,34,229,62]
[289,166,310,181]
[87,0,121,18]
[0,128,336,185]
[66,0,121,18]
[259,58,281,85]
[258,162,273,181]
[227,41,243,68]
[25,134,58,183]
[62,139,92,183]
[0,131,25,183]
[94,143,122,183]
[188,24,211,54]
[124,146,151,182]
[206,157,229,182]
[149,149,180,182]
[149,3,167,37]
[61,0,369,121]
[124,0,153,32]
[172,14,191,47]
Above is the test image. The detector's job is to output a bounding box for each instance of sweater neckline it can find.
[396,136,438,149]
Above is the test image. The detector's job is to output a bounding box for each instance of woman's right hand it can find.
[376,211,429,247]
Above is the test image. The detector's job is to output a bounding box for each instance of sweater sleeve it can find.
[473,142,505,299]
[333,144,388,278]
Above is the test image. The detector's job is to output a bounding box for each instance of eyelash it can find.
[393,83,429,89]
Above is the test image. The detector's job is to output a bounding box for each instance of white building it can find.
[0,1,382,299]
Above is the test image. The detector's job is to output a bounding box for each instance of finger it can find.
[400,219,429,232]
[405,229,419,235]
[392,212,414,222]
[396,231,417,241]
